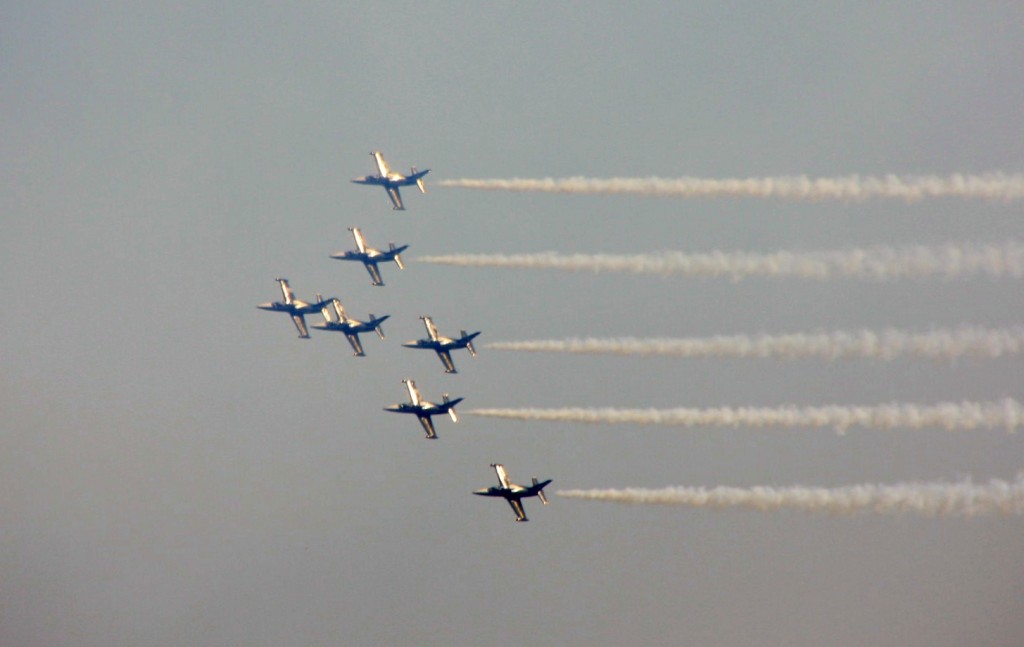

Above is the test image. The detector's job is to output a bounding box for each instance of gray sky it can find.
[3,3,1023,645]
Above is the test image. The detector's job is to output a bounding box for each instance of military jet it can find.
[257,278,332,339]
[329,227,408,286]
[474,464,552,522]
[311,296,388,356]
[351,151,429,210]
[383,379,462,439]
[402,316,481,374]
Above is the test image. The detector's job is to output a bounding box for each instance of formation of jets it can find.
[258,151,551,522]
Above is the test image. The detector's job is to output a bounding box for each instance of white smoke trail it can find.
[418,242,1024,281]
[468,398,1023,434]
[486,327,1024,361]
[438,173,1024,202]
[556,474,1024,517]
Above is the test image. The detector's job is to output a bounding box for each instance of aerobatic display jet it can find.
[351,151,429,210]
[402,316,481,374]
[383,379,462,439]
[329,227,408,286]
[311,296,388,356]
[257,278,332,339]
[473,463,552,522]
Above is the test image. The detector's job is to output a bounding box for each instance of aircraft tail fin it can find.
[412,167,427,193]
[533,477,550,505]
[443,394,459,422]
[370,314,386,340]
[390,242,405,270]
[317,294,332,322]
[462,330,477,357]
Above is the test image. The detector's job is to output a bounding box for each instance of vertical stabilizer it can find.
[317,294,332,322]
[390,243,405,270]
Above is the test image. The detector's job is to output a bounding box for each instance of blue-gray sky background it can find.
[3,3,1023,645]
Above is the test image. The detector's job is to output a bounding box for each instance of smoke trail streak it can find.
[556,474,1024,517]
[468,399,1023,433]
[486,327,1024,361]
[438,173,1024,202]
[418,242,1024,280]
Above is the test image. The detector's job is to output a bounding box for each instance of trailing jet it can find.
[329,227,408,286]
[383,379,462,439]
[351,151,429,210]
[402,316,481,374]
[257,278,332,339]
[473,464,552,522]
[311,296,388,356]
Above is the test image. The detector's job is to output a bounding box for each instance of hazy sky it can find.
[3,3,1023,646]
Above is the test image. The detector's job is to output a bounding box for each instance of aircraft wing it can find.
[418,415,437,439]
[345,333,365,356]
[364,262,385,286]
[291,314,310,338]
[507,498,528,522]
[437,349,457,374]
[387,186,405,210]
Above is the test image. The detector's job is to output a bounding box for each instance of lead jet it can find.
[257,278,333,339]
[329,227,408,286]
[351,151,429,210]
[383,379,462,439]
[402,316,481,374]
[474,464,552,522]
[311,297,388,356]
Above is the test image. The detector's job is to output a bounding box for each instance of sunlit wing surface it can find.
[494,464,513,489]
[405,380,422,406]
[508,499,528,522]
[422,316,441,341]
[291,314,309,338]
[365,262,384,286]
[387,187,404,210]
[418,416,437,439]
[345,333,365,356]
[437,350,457,373]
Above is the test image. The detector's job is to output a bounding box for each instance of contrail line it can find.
[467,398,1023,433]
[438,173,1024,202]
[418,242,1024,280]
[486,327,1024,361]
[556,474,1024,517]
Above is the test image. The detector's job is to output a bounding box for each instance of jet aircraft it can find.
[257,278,332,338]
[311,297,388,356]
[383,379,462,439]
[329,227,408,286]
[402,316,481,374]
[351,151,429,210]
[473,464,552,522]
